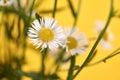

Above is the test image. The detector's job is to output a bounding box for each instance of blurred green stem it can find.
[41,48,47,79]
[28,0,35,21]
[53,0,58,18]
[73,0,82,26]
[68,0,82,26]
[67,0,76,18]
[41,53,45,79]
[72,0,114,79]
[70,0,82,35]
[67,56,75,80]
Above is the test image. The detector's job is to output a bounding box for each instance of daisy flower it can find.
[65,28,89,56]
[28,17,65,51]
[95,20,114,49]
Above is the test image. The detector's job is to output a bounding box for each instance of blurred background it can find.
[0,0,120,80]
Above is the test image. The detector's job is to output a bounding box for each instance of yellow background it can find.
[24,0,120,80]
[34,0,120,80]
[1,0,120,80]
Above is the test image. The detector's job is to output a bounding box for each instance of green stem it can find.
[70,0,82,35]
[58,48,120,72]
[67,0,76,18]
[55,48,66,63]
[41,48,47,79]
[53,0,58,18]
[73,0,82,26]
[41,53,45,78]
[72,0,114,79]
[87,48,120,66]
[67,56,75,80]
[28,0,35,21]
[18,0,22,9]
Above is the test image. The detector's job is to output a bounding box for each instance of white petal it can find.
[45,18,54,28]
[30,38,39,44]
[108,33,114,41]
[71,28,78,36]
[40,18,44,27]
[95,20,105,32]
[28,33,38,38]
[77,33,85,39]
[54,26,63,33]
[32,20,41,31]
[101,40,112,49]
[44,18,51,28]
[77,48,86,54]
[71,50,77,56]
[48,42,55,51]
[28,28,37,34]
[51,21,57,29]
[42,43,47,49]
[36,42,43,48]
[78,40,89,46]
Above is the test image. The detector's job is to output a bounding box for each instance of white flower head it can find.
[65,28,89,56]
[0,0,28,9]
[28,17,66,51]
[95,20,114,49]
[0,0,13,6]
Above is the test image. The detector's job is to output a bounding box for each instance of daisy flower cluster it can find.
[28,17,89,56]
[28,17,114,57]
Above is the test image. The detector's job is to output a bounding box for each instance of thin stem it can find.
[18,0,22,9]
[70,0,82,35]
[67,0,76,18]
[87,48,120,66]
[58,48,120,72]
[72,0,114,79]
[29,0,35,21]
[67,56,75,80]
[87,52,120,66]
[73,0,82,26]
[41,53,45,78]
[52,0,58,18]
[41,48,47,79]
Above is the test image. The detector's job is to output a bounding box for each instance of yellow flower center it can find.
[67,36,78,49]
[3,0,7,4]
[38,28,54,42]
[103,32,108,41]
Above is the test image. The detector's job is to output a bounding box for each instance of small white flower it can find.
[0,0,13,6]
[28,17,65,51]
[0,0,28,8]
[95,20,114,49]
[65,28,89,56]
